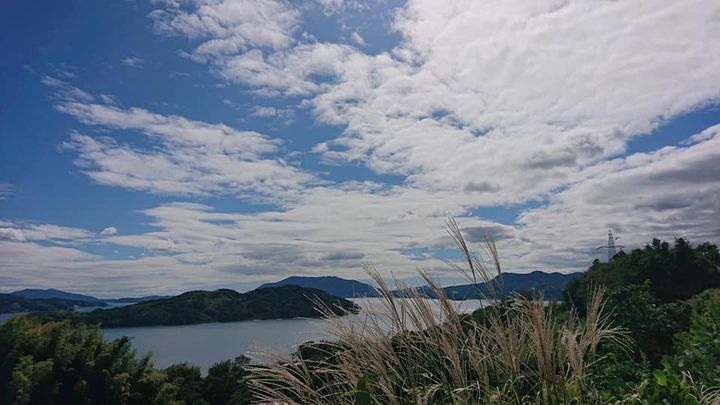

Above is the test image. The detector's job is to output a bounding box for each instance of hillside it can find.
[0,293,103,313]
[36,285,359,328]
[106,295,172,304]
[11,288,105,304]
[394,271,583,300]
[444,271,583,300]
[258,276,379,298]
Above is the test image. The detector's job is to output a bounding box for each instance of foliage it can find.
[637,289,720,404]
[564,238,720,311]
[0,317,171,404]
[603,282,691,365]
[34,285,359,328]
[249,224,630,404]
[3,230,720,404]
[0,293,103,313]
[0,317,254,404]
[203,356,252,405]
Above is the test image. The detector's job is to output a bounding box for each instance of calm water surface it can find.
[103,298,488,371]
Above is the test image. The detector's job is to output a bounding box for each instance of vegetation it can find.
[250,224,720,404]
[259,276,381,298]
[1,223,719,404]
[401,271,582,300]
[0,293,105,314]
[33,285,359,328]
[563,238,720,310]
[0,316,254,404]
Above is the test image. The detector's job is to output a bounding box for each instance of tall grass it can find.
[250,220,629,404]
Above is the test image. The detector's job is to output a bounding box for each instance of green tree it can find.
[203,356,252,405]
[564,238,720,311]
[0,317,172,404]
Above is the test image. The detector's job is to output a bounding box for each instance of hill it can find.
[563,238,720,310]
[444,271,583,300]
[36,285,359,328]
[0,293,104,313]
[11,288,105,304]
[258,276,380,298]
[393,271,583,300]
[105,295,172,304]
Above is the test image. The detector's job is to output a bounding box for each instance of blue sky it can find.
[1,0,719,296]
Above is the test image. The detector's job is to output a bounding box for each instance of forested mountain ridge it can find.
[259,276,380,298]
[35,285,359,328]
[258,271,581,300]
[0,293,106,313]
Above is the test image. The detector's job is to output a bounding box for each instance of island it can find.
[34,285,359,328]
[0,293,106,313]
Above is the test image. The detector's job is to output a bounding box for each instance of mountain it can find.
[106,295,172,304]
[10,289,170,305]
[394,271,583,300]
[35,285,359,328]
[258,276,380,298]
[11,288,105,303]
[0,293,105,313]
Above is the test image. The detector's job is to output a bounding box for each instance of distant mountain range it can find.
[2,271,581,317]
[259,271,582,300]
[422,271,583,300]
[10,288,171,305]
[35,286,359,328]
[11,288,106,304]
[0,293,107,314]
[259,276,381,298]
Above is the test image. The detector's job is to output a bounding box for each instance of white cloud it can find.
[0,221,93,242]
[45,79,315,200]
[3,124,718,294]
[511,127,720,270]
[121,56,144,67]
[250,106,295,121]
[350,31,365,46]
[0,228,25,241]
[250,106,278,117]
[310,0,720,204]
[154,0,720,206]
[100,226,118,235]
[149,0,299,54]
[150,0,358,96]
[10,1,719,295]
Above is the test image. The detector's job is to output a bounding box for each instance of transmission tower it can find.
[598,230,624,262]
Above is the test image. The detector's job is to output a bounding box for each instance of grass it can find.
[249,220,630,404]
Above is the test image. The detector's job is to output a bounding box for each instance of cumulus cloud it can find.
[311,0,720,204]
[100,226,118,235]
[10,1,719,295]
[46,78,315,200]
[3,124,719,294]
[512,128,720,270]
[152,0,720,206]
[149,0,299,54]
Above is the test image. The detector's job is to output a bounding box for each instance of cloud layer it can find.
[1,0,719,295]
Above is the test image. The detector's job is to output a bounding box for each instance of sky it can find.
[0,0,719,297]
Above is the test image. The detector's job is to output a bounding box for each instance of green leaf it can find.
[653,369,668,387]
[355,375,371,405]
